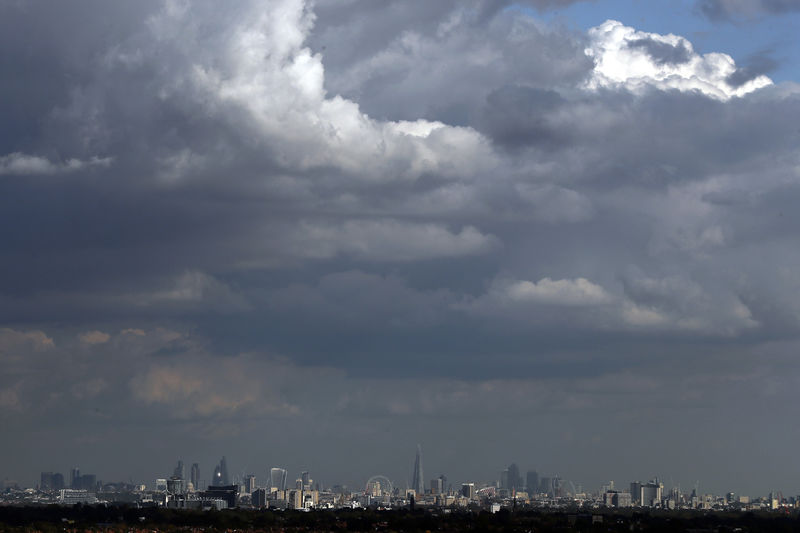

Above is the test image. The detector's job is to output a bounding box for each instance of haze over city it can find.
[2,0,800,500]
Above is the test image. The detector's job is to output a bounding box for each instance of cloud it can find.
[285,220,498,262]
[500,277,613,306]
[0,153,111,175]
[585,20,772,99]
[696,0,800,20]
[78,330,111,345]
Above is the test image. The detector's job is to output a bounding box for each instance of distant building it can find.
[245,474,256,494]
[190,463,200,490]
[252,488,268,508]
[507,464,522,491]
[640,480,663,507]
[70,468,80,489]
[270,468,287,491]
[430,477,444,495]
[173,460,185,480]
[204,485,239,508]
[59,489,97,505]
[630,481,642,505]
[211,456,230,486]
[526,471,539,495]
[461,483,476,500]
[167,478,187,495]
[412,445,424,495]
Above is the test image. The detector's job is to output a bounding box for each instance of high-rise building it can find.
[190,463,200,490]
[461,483,476,499]
[70,468,80,489]
[507,464,521,491]
[412,444,424,495]
[270,468,287,491]
[252,488,268,508]
[630,481,642,505]
[41,472,55,490]
[526,471,539,495]
[174,460,185,480]
[212,457,230,487]
[500,469,509,490]
[52,473,64,490]
[245,474,256,493]
[430,477,443,495]
[219,456,229,486]
[640,480,663,507]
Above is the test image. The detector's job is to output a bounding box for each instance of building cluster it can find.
[2,448,799,514]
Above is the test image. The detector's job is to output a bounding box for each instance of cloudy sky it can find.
[2,0,800,496]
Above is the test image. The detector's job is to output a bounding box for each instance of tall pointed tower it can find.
[412,444,424,495]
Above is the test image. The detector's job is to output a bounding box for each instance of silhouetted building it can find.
[211,456,230,486]
[252,488,268,507]
[204,485,238,508]
[190,463,200,490]
[245,474,256,493]
[526,471,539,494]
[412,444,424,495]
[70,468,80,489]
[174,460,185,480]
[53,472,64,490]
[507,464,521,491]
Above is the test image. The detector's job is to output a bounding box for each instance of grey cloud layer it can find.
[1,0,800,493]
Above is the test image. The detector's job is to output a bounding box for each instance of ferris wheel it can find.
[364,475,394,497]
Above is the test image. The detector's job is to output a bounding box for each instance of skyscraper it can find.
[70,468,80,489]
[270,468,287,491]
[190,463,200,490]
[526,470,539,495]
[507,463,521,491]
[174,460,185,480]
[219,456,229,485]
[412,444,424,495]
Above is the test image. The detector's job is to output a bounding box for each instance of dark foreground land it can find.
[0,506,799,532]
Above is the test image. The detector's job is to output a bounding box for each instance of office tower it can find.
[52,473,64,490]
[301,471,310,487]
[191,463,200,490]
[539,477,552,496]
[70,468,80,489]
[245,474,256,494]
[252,488,268,508]
[41,472,54,490]
[500,469,509,490]
[461,483,476,499]
[630,481,642,505]
[430,477,443,495]
[526,471,539,494]
[219,456,230,485]
[270,468,287,491]
[641,479,663,507]
[507,463,521,491]
[412,444,424,495]
[174,460,185,480]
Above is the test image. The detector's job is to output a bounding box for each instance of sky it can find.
[1,0,800,497]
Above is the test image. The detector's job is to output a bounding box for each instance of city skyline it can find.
[2,0,800,501]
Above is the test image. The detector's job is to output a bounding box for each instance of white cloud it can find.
[286,219,498,262]
[503,277,613,306]
[585,20,772,100]
[0,152,112,175]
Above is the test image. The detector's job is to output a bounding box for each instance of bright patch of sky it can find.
[526,0,800,83]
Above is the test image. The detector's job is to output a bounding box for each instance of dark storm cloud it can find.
[696,0,800,20]
[2,0,800,495]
